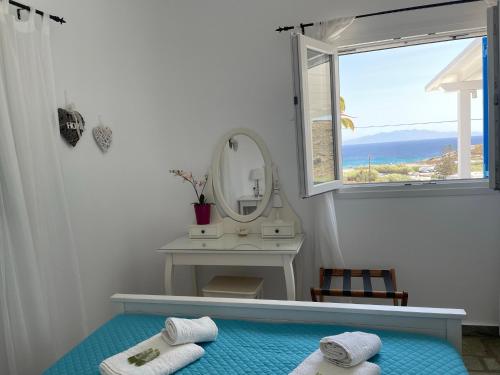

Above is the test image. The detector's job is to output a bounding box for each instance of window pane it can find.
[339,37,486,184]
[307,49,336,185]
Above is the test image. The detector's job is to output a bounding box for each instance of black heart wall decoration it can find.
[58,108,85,147]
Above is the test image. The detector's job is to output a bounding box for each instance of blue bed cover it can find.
[43,313,467,374]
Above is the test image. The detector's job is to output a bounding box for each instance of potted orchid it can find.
[170,169,211,225]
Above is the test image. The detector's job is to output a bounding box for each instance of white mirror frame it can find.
[212,128,273,223]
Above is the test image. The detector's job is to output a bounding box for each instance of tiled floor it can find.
[463,335,500,374]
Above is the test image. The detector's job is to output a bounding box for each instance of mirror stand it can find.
[203,165,302,236]
[162,129,305,301]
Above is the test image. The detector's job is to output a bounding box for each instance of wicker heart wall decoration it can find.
[93,122,113,153]
[58,107,85,147]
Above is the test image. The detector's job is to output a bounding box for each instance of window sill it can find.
[333,179,498,199]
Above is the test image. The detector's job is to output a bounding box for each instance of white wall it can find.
[335,193,500,325]
[30,0,185,331]
[33,0,500,333]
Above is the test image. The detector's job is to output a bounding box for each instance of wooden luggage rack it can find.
[311,268,408,306]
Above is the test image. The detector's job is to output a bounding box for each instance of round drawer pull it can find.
[201,229,206,234]
[275,229,280,234]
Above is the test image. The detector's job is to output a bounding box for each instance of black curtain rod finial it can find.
[51,15,66,24]
[276,23,314,34]
[276,25,295,32]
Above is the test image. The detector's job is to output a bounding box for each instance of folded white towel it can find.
[320,332,382,368]
[99,333,204,375]
[162,316,218,345]
[289,350,381,375]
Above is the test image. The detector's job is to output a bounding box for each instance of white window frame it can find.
[292,19,500,198]
[292,33,343,198]
[487,5,500,190]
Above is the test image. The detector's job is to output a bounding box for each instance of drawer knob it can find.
[201,229,206,234]
[275,229,280,234]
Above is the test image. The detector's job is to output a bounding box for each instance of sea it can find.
[342,135,483,169]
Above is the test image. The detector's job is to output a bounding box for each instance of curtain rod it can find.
[9,0,66,24]
[275,0,482,33]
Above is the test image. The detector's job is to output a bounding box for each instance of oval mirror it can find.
[212,129,272,223]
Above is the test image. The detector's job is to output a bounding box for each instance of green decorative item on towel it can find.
[127,348,160,367]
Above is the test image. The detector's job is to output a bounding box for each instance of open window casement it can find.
[488,5,500,190]
[292,34,343,198]
[291,1,500,193]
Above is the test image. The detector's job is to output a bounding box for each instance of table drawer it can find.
[261,222,295,238]
[189,222,223,239]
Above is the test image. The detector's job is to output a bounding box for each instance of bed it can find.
[43,294,467,374]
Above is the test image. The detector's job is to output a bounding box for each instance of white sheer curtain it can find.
[312,193,345,270]
[312,16,355,43]
[0,4,87,375]
[308,17,352,278]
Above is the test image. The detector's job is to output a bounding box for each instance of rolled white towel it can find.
[99,333,204,375]
[162,316,218,345]
[289,350,381,375]
[320,332,382,368]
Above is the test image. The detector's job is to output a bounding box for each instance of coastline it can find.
[342,144,484,183]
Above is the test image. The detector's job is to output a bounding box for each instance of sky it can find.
[338,37,485,143]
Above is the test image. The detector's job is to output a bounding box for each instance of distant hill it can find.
[344,129,482,145]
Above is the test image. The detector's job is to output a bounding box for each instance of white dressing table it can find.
[158,234,304,300]
[158,128,304,300]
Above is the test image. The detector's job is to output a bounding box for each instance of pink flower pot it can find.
[194,204,211,225]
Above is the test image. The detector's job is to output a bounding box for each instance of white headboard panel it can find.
[111,294,465,351]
